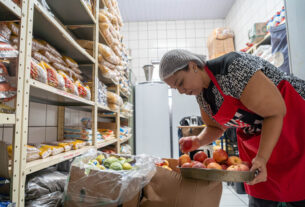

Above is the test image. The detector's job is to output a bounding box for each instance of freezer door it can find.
[135,82,171,158]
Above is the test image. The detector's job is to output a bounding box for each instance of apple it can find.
[203,158,216,167]
[181,137,192,152]
[193,151,207,163]
[181,162,192,168]
[238,163,250,171]
[227,164,250,171]
[221,164,228,170]
[213,149,228,164]
[227,165,238,171]
[227,156,242,166]
[179,154,191,166]
[207,162,222,170]
[192,162,205,168]
[242,161,251,169]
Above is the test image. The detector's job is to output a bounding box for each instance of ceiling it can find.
[117,0,236,22]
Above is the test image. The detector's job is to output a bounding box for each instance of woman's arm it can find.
[197,108,226,146]
[240,70,286,184]
[179,108,226,153]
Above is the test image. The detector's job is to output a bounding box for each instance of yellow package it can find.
[39,145,52,159]
[42,144,64,156]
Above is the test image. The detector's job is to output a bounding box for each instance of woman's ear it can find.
[188,61,197,72]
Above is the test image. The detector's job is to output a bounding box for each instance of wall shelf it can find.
[0,0,21,20]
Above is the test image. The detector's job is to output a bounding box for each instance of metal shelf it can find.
[33,0,95,64]
[0,114,15,125]
[45,0,96,25]
[30,79,94,106]
[25,146,93,175]
[0,0,21,20]
[97,138,118,149]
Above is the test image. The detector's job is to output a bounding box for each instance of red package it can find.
[39,61,59,88]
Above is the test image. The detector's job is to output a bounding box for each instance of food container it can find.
[180,167,256,182]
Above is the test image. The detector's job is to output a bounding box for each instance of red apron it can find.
[205,66,305,202]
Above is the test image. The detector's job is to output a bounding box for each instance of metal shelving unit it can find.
[0,0,133,206]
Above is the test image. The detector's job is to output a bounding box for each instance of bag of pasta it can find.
[75,80,91,100]
[30,59,47,84]
[58,71,75,94]
[39,61,61,88]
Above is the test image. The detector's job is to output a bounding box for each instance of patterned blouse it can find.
[196,52,305,135]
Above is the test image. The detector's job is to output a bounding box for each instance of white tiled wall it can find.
[225,0,284,51]
[0,102,91,144]
[122,19,225,82]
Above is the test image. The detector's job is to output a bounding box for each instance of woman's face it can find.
[164,62,206,96]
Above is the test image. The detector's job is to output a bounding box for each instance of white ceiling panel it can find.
[117,0,236,22]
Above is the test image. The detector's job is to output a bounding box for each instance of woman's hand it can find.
[248,156,267,185]
[179,136,201,153]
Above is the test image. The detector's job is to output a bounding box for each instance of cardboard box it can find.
[140,159,222,207]
[64,152,153,207]
[207,29,235,59]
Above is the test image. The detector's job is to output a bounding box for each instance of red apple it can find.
[181,162,192,168]
[181,137,192,152]
[227,156,242,166]
[203,158,216,167]
[221,164,228,170]
[193,151,208,163]
[227,164,250,171]
[213,149,228,164]
[237,163,250,171]
[192,162,206,168]
[242,161,251,169]
[207,162,222,170]
[227,165,238,171]
[179,154,191,166]
[191,161,201,167]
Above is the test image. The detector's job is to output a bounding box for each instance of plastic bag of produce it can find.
[64,149,158,206]
[25,191,62,207]
[30,59,47,84]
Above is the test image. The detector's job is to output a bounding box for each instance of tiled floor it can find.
[220,183,248,207]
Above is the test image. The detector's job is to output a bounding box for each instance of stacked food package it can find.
[107,91,123,111]
[31,37,91,100]
[0,22,19,113]
[97,80,108,106]
[120,143,132,155]
[120,102,133,117]
[120,126,132,139]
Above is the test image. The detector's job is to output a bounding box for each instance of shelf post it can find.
[17,0,35,205]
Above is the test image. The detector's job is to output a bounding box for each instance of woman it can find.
[159,49,305,207]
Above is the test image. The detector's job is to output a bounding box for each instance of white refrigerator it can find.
[135,82,171,158]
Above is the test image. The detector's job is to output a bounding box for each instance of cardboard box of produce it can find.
[64,151,156,207]
[207,28,235,59]
[140,159,222,207]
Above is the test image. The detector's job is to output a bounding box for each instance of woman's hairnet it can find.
[159,49,206,80]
